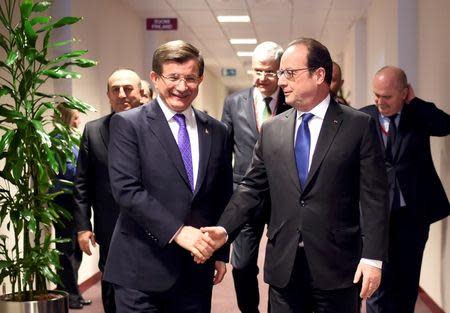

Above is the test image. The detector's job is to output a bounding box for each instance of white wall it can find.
[417,0,450,310]
[194,68,229,120]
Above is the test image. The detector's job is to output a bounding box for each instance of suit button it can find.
[300,200,306,207]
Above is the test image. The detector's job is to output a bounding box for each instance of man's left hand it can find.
[213,261,227,285]
[353,262,382,299]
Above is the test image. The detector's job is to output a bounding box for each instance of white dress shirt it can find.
[253,87,280,129]
[294,94,382,269]
[157,96,200,190]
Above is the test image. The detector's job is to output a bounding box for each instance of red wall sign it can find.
[146,18,178,31]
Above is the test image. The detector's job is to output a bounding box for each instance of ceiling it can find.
[122,0,372,92]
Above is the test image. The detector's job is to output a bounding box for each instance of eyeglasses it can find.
[276,67,314,80]
[253,70,278,79]
[160,74,201,86]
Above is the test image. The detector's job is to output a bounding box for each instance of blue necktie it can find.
[173,113,194,191]
[295,113,314,188]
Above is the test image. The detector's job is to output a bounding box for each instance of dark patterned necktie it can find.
[173,113,194,191]
[385,114,398,161]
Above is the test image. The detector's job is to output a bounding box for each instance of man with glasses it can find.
[202,38,389,313]
[103,40,232,313]
[221,41,289,313]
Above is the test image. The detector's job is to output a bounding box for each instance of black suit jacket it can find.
[360,97,450,224]
[103,100,233,292]
[219,99,389,290]
[221,87,291,184]
[74,114,119,247]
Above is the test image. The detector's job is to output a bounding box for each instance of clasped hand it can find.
[174,226,227,264]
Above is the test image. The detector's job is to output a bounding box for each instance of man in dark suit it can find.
[330,61,349,106]
[221,41,290,313]
[202,38,389,313]
[103,40,233,313]
[362,66,450,313]
[74,69,143,313]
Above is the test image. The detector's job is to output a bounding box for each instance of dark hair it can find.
[287,38,332,85]
[152,40,204,76]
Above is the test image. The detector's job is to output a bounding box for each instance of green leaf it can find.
[30,16,50,26]
[51,49,87,63]
[0,129,14,152]
[53,16,81,28]
[41,68,81,79]
[48,38,76,48]
[20,0,34,20]
[34,103,51,119]
[62,95,96,113]
[71,57,97,68]
[0,34,8,51]
[6,51,19,66]
[0,85,13,97]
[31,120,52,147]
[24,20,38,46]
[0,106,24,119]
[32,1,52,12]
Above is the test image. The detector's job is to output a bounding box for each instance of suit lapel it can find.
[193,109,211,196]
[304,101,343,189]
[368,107,386,158]
[243,88,258,135]
[145,101,192,191]
[99,113,112,149]
[279,109,302,193]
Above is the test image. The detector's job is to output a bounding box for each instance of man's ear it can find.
[315,67,326,85]
[150,71,158,84]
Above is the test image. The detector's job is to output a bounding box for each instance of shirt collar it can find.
[157,95,195,122]
[296,94,330,120]
[253,87,280,104]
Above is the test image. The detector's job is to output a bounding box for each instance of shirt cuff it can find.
[170,225,184,243]
[360,258,383,269]
[217,226,229,242]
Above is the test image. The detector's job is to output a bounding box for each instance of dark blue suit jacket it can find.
[103,100,233,292]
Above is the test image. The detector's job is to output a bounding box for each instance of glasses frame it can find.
[252,69,278,79]
[276,67,315,80]
[159,73,201,86]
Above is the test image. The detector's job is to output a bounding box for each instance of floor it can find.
[71,233,434,313]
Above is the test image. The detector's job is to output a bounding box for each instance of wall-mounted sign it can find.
[146,18,178,31]
[221,68,237,77]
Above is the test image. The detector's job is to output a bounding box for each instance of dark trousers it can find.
[269,247,358,313]
[366,207,429,313]
[114,260,215,313]
[231,217,266,313]
[99,239,116,313]
[54,197,82,302]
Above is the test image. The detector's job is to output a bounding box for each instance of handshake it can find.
[173,226,228,263]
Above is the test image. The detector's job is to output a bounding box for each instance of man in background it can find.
[74,69,143,313]
[330,61,349,106]
[362,66,450,313]
[140,79,153,104]
[221,41,290,313]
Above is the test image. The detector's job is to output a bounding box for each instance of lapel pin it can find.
[205,128,209,134]
[333,120,338,124]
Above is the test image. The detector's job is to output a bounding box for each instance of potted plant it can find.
[0,0,96,311]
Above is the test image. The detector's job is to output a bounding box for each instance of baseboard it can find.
[419,286,445,313]
[79,271,102,293]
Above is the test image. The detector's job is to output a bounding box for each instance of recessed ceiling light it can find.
[217,15,251,23]
[237,51,253,57]
[230,38,257,45]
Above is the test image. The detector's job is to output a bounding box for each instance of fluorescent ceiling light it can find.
[237,51,253,57]
[230,38,257,45]
[217,15,250,23]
